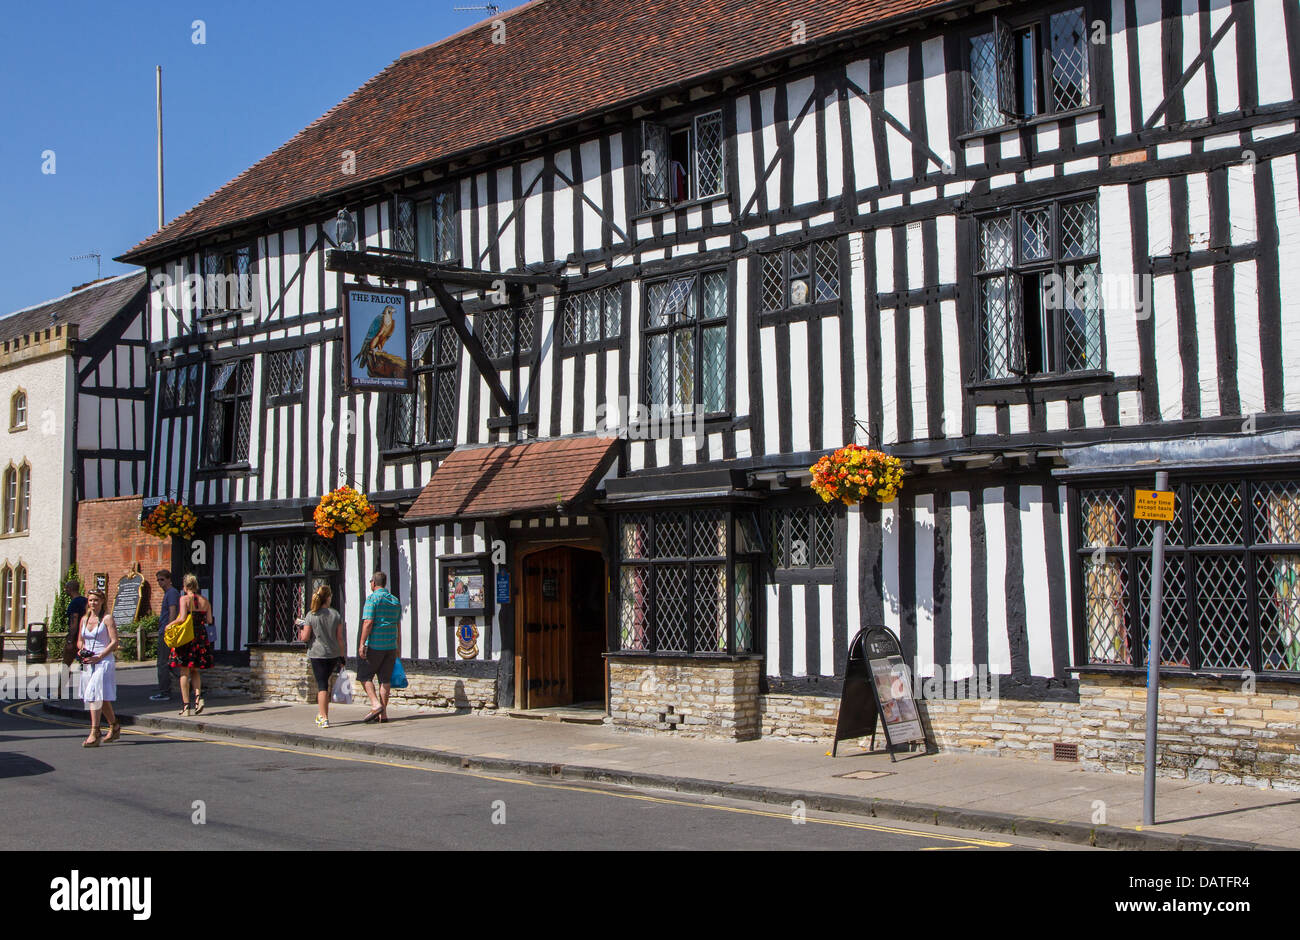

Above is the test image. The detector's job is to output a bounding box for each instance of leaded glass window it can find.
[1078,478,1300,675]
[475,302,535,361]
[203,358,254,466]
[643,269,728,414]
[617,508,759,654]
[561,285,623,347]
[760,239,841,314]
[640,109,725,212]
[768,503,839,570]
[264,348,306,407]
[382,322,459,450]
[253,536,340,645]
[969,6,1092,131]
[976,195,1102,379]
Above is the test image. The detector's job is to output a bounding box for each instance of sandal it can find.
[106,723,121,743]
[194,698,205,715]
[83,730,102,748]
[362,708,383,723]
[180,703,193,717]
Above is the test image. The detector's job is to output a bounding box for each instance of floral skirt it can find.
[170,625,214,670]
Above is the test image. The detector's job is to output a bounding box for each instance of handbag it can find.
[331,669,354,704]
[390,657,409,690]
[163,613,194,649]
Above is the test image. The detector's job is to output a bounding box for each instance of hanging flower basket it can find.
[140,500,197,540]
[810,445,905,506]
[314,486,379,539]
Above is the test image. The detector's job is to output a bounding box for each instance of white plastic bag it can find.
[331,669,354,704]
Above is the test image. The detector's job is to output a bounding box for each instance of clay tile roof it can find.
[118,0,958,263]
[404,435,621,522]
[0,271,147,346]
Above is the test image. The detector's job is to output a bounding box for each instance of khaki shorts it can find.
[356,647,397,685]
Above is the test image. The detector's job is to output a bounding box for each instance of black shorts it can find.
[309,657,341,693]
[356,648,397,685]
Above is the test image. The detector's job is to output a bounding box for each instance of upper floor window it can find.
[969,6,1091,131]
[975,195,1102,380]
[643,269,729,414]
[395,189,459,264]
[9,390,26,431]
[561,285,623,348]
[203,359,254,466]
[640,110,725,212]
[475,302,536,361]
[160,363,202,416]
[264,348,307,408]
[2,463,28,535]
[200,244,254,313]
[382,322,460,451]
[760,239,841,315]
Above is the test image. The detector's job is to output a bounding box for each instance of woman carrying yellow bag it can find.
[167,574,214,716]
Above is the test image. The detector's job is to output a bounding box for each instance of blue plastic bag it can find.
[389,657,409,690]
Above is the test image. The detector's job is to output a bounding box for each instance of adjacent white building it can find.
[0,272,148,636]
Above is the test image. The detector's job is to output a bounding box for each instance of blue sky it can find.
[0,0,474,313]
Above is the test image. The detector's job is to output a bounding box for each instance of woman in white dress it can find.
[77,590,120,747]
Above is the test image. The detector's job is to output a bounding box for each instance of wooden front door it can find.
[521,548,572,708]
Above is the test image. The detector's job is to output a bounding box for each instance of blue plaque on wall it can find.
[496,571,510,604]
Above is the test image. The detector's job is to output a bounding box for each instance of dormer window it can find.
[640,110,725,212]
[9,390,26,431]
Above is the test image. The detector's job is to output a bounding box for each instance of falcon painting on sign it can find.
[343,286,412,391]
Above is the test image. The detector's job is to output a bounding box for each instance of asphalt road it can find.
[0,700,1085,851]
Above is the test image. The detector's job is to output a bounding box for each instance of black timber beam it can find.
[426,278,515,418]
[325,249,562,289]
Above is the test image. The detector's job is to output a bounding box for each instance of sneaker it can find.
[315,715,329,729]
[149,693,171,702]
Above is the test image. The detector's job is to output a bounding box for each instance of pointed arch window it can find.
[14,564,26,631]
[17,462,30,532]
[0,566,11,632]
[1,465,15,534]
[9,390,27,431]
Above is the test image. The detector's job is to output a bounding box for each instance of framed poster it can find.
[439,562,489,617]
[342,285,412,392]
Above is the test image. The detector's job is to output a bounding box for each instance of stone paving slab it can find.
[33,671,1300,850]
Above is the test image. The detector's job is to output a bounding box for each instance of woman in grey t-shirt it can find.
[298,585,346,728]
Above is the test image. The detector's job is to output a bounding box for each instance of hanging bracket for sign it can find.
[831,626,928,761]
[1134,489,1176,521]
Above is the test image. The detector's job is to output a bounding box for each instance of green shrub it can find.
[50,562,81,638]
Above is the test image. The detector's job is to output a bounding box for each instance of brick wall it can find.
[608,656,761,740]
[757,674,1300,791]
[74,496,169,617]
[249,646,497,711]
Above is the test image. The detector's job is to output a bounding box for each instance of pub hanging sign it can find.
[342,284,413,392]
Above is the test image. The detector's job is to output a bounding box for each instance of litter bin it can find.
[26,621,47,664]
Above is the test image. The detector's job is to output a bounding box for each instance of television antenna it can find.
[70,252,102,280]
[454,4,501,14]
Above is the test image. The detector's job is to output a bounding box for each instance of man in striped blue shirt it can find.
[358,571,402,723]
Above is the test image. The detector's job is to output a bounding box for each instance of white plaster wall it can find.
[0,352,73,631]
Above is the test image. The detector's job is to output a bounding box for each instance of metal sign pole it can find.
[1142,470,1169,827]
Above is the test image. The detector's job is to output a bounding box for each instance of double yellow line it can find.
[5,700,1015,848]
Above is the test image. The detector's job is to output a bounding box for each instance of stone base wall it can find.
[608,656,761,740]
[249,647,497,711]
[198,664,252,697]
[757,674,1300,790]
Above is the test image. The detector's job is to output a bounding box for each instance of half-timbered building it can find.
[118,0,1300,784]
[0,272,149,643]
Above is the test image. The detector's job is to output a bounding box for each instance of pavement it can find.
[35,666,1300,851]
